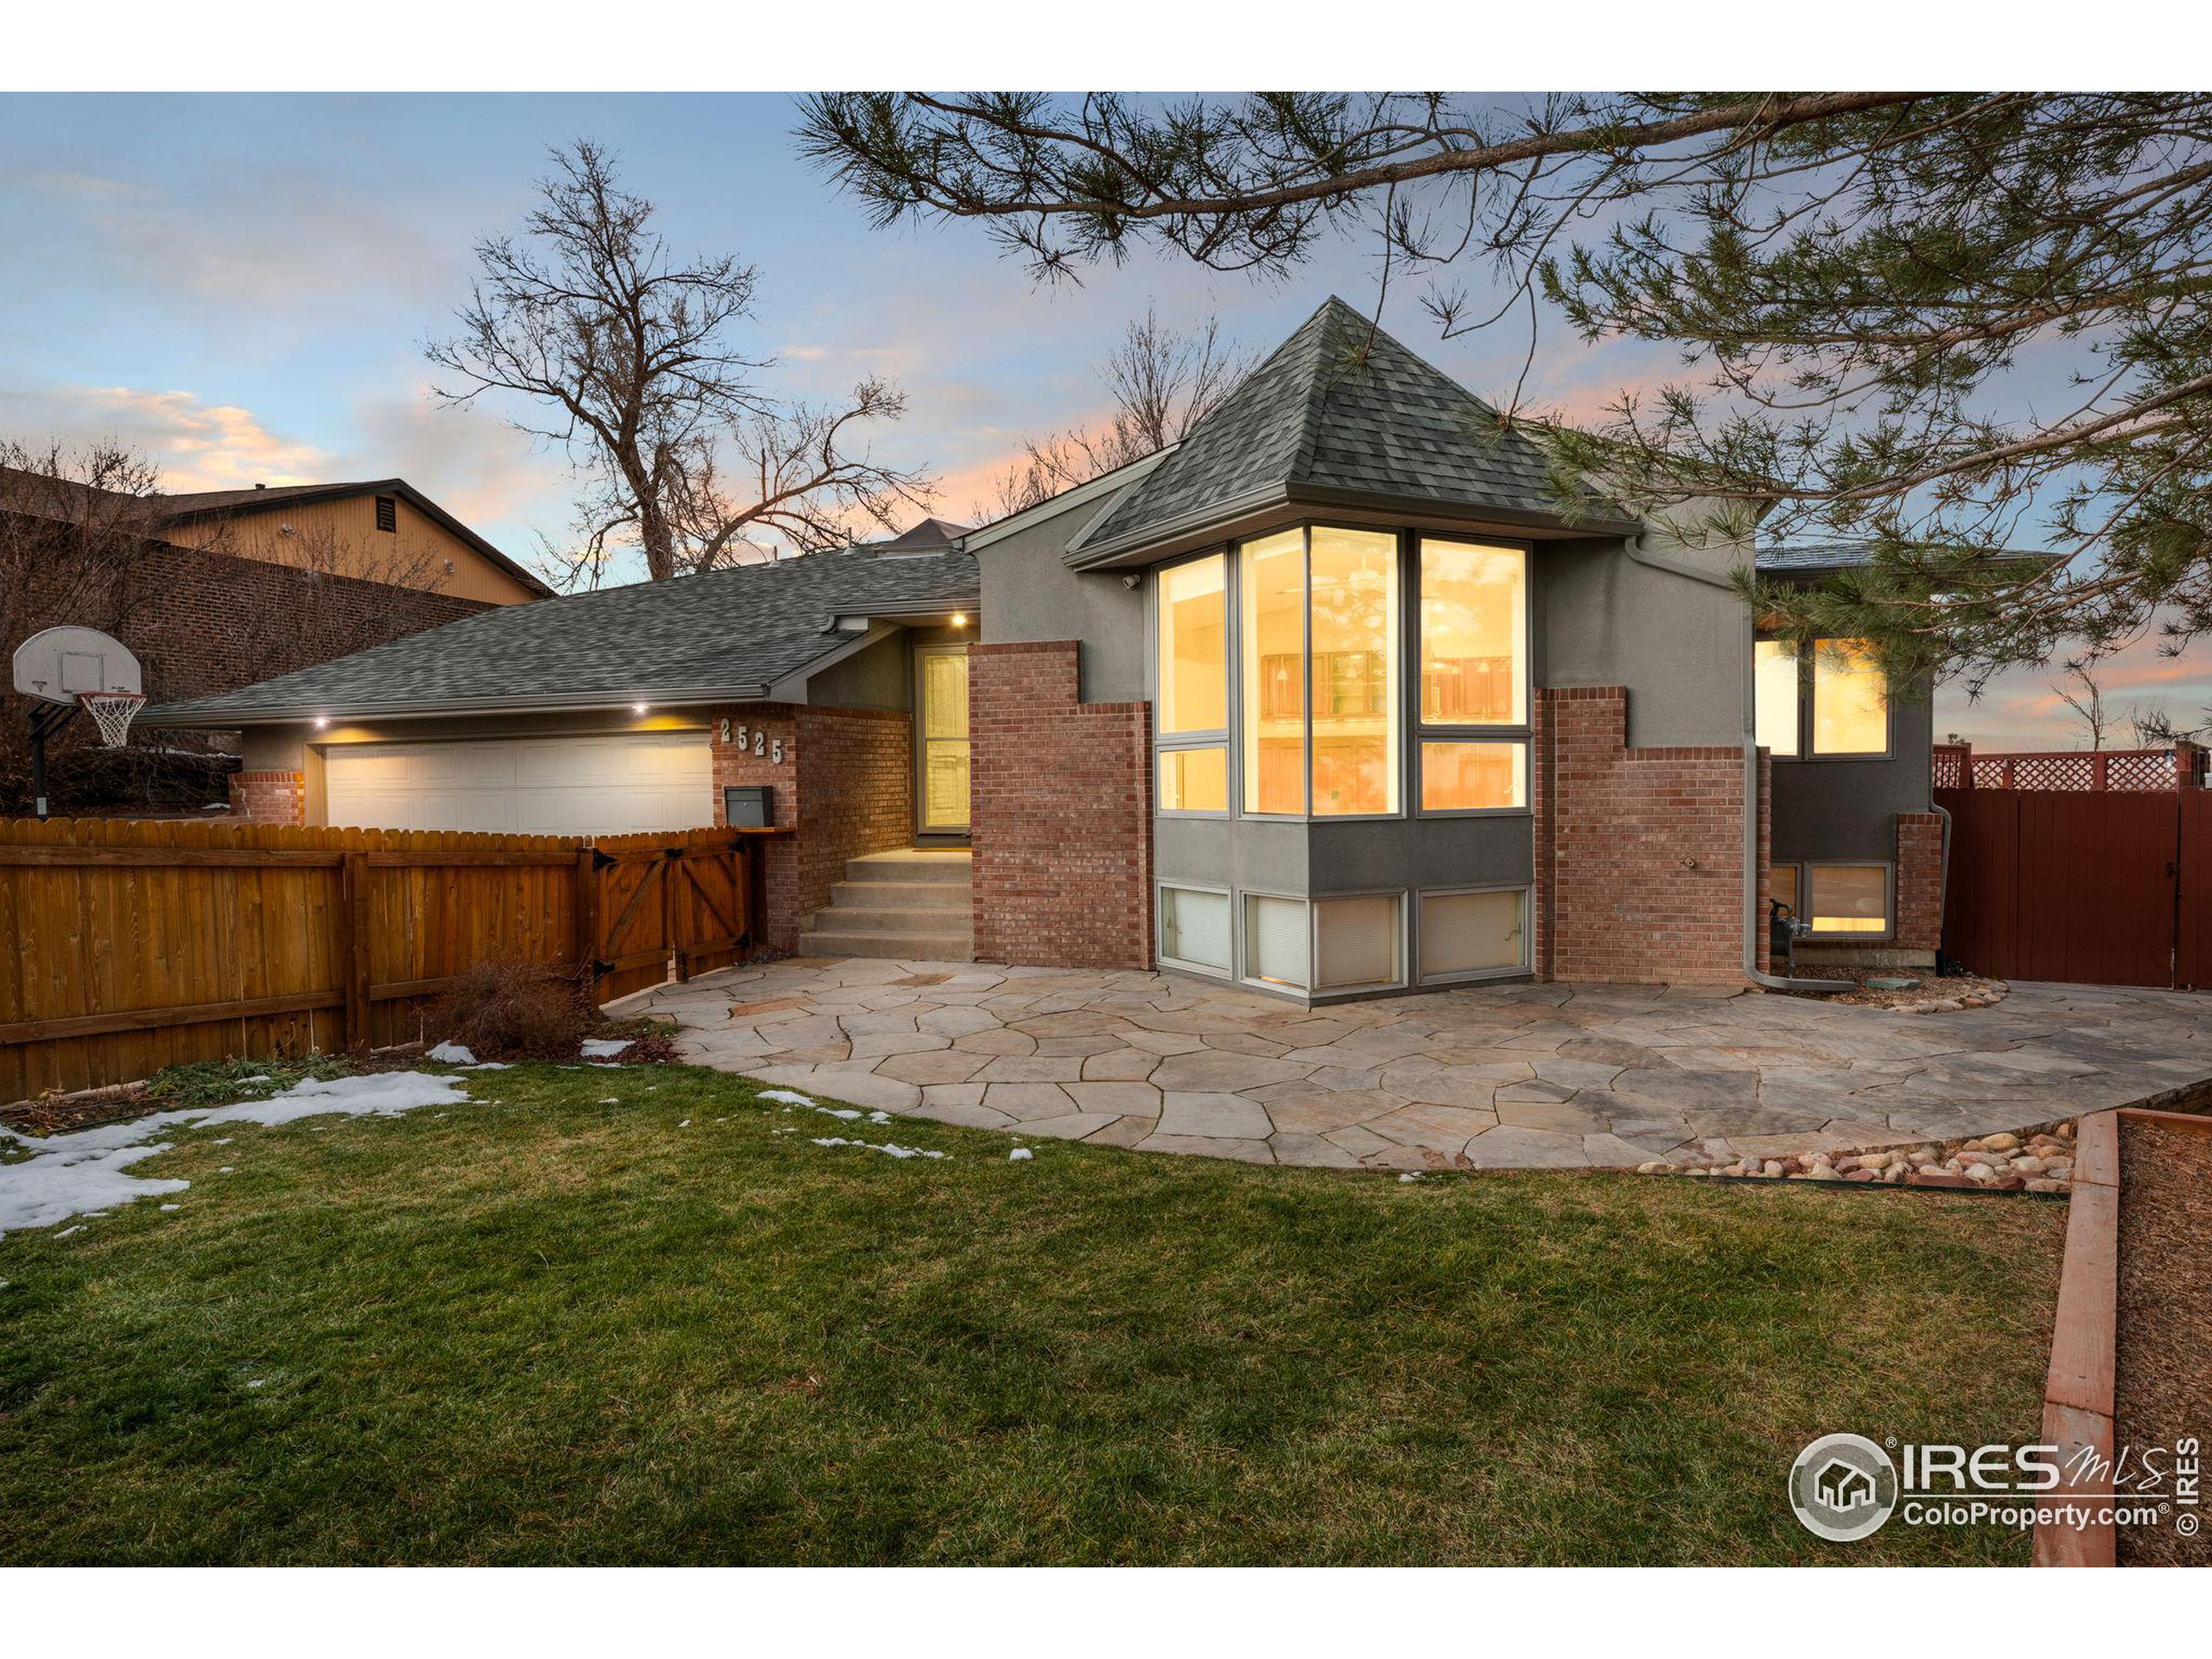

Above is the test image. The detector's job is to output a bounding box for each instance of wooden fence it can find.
[1935,785,2212,988]
[0,817,782,1104]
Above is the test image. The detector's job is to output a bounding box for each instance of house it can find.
[2,468,550,814]
[144,298,1981,998]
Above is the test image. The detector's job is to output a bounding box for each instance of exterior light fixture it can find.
[950,613,968,628]
[314,715,329,728]
[633,702,650,715]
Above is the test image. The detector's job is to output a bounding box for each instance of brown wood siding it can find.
[163,494,539,605]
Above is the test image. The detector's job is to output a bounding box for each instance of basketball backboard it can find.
[11,626,142,705]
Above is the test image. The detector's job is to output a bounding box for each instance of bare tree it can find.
[2127,702,2210,747]
[2053,664,2111,751]
[428,141,936,584]
[983,308,1249,517]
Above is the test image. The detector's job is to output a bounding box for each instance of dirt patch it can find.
[2115,1116,2212,1567]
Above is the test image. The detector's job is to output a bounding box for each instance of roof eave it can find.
[144,683,773,728]
[1064,484,1643,570]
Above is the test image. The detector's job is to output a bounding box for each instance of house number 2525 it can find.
[719,719,784,764]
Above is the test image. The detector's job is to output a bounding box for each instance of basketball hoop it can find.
[79,690,146,749]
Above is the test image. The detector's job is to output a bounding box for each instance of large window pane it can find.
[1241,529,1306,814]
[1420,889,1525,979]
[1160,887,1231,971]
[1812,639,1887,755]
[1158,747,1228,812]
[1772,862,1801,920]
[1309,527,1399,816]
[1420,539,1525,726]
[1808,865,1886,933]
[1754,639,1801,757]
[1421,741,1525,811]
[1156,554,1227,735]
[1243,893,1310,988]
[1315,894,1401,989]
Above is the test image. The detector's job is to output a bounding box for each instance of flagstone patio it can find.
[620,958,2212,1171]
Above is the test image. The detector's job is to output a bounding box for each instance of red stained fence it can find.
[1937,785,2212,988]
[1935,742,2206,792]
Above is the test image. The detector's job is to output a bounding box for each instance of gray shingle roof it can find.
[146,547,977,724]
[1074,296,1611,555]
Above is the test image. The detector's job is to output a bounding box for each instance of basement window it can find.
[1159,886,1232,976]
[374,494,397,532]
[1418,887,1528,982]
[1806,864,1889,936]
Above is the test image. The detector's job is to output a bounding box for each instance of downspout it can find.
[1624,535,1851,994]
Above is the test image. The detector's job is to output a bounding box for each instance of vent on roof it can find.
[374,494,397,532]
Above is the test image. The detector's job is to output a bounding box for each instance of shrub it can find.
[425,960,590,1061]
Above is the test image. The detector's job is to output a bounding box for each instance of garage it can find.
[322,731,715,836]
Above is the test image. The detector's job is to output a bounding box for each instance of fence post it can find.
[667,847,688,982]
[574,847,601,1007]
[2178,741,2202,789]
[340,850,372,1052]
[2092,751,2109,791]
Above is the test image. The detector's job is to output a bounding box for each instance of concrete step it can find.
[827,880,969,911]
[844,850,973,885]
[798,928,974,962]
[804,904,973,935]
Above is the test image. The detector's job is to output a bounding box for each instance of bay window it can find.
[1156,552,1230,813]
[1417,537,1528,812]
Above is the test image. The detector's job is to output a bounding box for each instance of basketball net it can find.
[78,690,145,749]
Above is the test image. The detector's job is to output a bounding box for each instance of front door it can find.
[916,645,970,837]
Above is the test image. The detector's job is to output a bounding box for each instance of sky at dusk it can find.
[2,90,2203,750]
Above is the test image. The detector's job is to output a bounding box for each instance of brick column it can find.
[1895,810,1945,952]
[229,768,304,824]
[969,640,1151,969]
[1534,685,1757,987]
[710,703,913,954]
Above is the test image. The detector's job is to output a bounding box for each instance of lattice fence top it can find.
[1949,747,2196,791]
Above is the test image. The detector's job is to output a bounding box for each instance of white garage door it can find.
[324,732,715,836]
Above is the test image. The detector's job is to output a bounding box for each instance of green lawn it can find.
[0,1062,2063,1565]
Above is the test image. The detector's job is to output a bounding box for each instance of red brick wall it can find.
[1534,685,1758,986]
[4,526,496,814]
[230,769,305,824]
[709,703,912,952]
[969,640,1151,969]
[1895,810,1945,951]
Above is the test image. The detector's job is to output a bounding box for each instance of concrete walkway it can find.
[627,957,2212,1170]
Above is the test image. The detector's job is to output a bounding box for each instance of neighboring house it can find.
[2,469,549,814]
[147,299,2021,997]
[128,478,551,606]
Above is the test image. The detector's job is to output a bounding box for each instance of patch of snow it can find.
[218,1166,236,1173]
[677,1119,691,1128]
[809,1137,948,1160]
[55,1224,83,1237]
[461,1062,512,1071]
[159,1204,181,1212]
[235,1075,272,1085]
[868,1111,891,1124]
[580,1038,634,1058]
[813,1106,862,1122]
[426,1041,477,1064]
[760,1089,816,1108]
[212,1138,232,1145]
[597,1097,620,1105]
[0,1071,468,1240]
[1008,1148,1033,1162]
[1398,1173,1422,1183]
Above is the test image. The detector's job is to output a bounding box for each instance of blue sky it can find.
[1,91,2200,747]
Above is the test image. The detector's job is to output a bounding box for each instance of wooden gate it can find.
[585,829,760,1001]
[1937,788,2183,987]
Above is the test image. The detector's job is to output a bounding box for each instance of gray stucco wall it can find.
[1541,532,1751,749]
[973,499,1146,702]
[1770,671,1935,861]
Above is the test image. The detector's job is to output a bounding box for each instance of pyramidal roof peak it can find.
[1075,295,1592,556]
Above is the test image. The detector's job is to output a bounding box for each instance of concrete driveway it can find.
[623,957,2212,1170]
